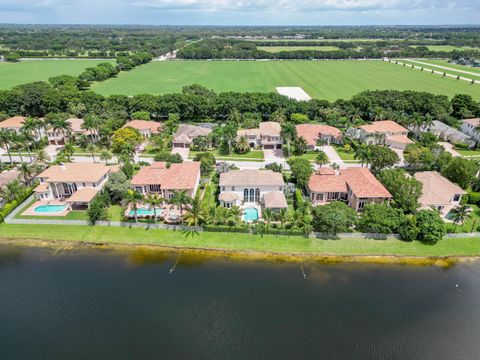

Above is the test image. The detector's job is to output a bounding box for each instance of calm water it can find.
[1,245,480,359]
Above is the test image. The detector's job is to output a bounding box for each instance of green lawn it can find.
[0,60,115,90]
[92,60,480,101]
[189,149,264,161]
[400,60,480,80]
[332,145,357,161]
[291,151,318,162]
[1,223,480,257]
[423,45,479,52]
[417,60,480,76]
[456,148,480,157]
[257,46,340,52]
[445,205,480,233]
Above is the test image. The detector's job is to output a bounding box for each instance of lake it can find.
[0,244,479,359]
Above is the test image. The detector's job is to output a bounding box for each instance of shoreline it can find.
[0,236,477,267]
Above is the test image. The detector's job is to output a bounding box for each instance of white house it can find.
[460,118,480,145]
[218,169,287,210]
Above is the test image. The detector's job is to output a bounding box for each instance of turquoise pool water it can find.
[34,204,67,213]
[243,207,259,221]
[129,208,163,216]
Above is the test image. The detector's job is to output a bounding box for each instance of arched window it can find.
[255,188,260,202]
[249,188,255,202]
[244,188,248,201]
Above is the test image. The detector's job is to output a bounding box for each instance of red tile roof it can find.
[131,161,200,191]
[340,168,392,198]
[359,120,407,134]
[296,124,342,146]
[123,120,162,134]
[0,116,26,129]
[308,172,348,193]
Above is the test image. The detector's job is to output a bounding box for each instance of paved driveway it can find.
[439,142,462,157]
[263,149,285,163]
[171,147,190,160]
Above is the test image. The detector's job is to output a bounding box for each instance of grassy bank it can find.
[0,224,479,258]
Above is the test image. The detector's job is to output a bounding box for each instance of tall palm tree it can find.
[451,205,471,233]
[354,144,371,167]
[35,149,50,164]
[0,129,14,164]
[52,118,72,143]
[145,193,164,223]
[235,136,250,154]
[82,115,100,144]
[123,189,144,223]
[18,163,34,185]
[86,144,97,163]
[22,117,43,141]
[99,148,113,165]
[61,142,75,162]
[10,132,24,163]
[183,194,206,227]
[281,123,297,158]
[276,208,289,236]
[20,129,34,162]
[222,121,238,155]
[315,150,329,168]
[169,190,192,218]
[262,208,273,234]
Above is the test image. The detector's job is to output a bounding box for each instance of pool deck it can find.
[21,200,71,217]
[242,203,262,222]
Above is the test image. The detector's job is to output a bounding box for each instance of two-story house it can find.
[46,118,97,145]
[295,124,342,149]
[0,116,44,141]
[172,124,212,148]
[122,120,162,139]
[414,171,466,217]
[218,169,287,211]
[307,167,392,212]
[131,161,201,199]
[237,122,283,150]
[460,118,480,145]
[358,120,413,150]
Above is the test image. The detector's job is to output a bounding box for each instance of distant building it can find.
[218,169,287,211]
[358,120,412,150]
[307,167,392,212]
[295,124,342,149]
[122,120,162,138]
[172,124,212,148]
[0,116,43,141]
[460,118,480,145]
[237,122,282,150]
[414,120,473,146]
[414,171,466,216]
[131,161,201,199]
[46,118,97,145]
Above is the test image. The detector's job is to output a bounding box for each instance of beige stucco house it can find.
[237,122,283,149]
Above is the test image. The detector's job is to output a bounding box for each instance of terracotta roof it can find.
[131,162,200,191]
[296,124,342,146]
[220,170,284,187]
[359,120,407,134]
[463,118,480,127]
[66,187,99,203]
[317,168,336,175]
[173,124,211,143]
[263,191,288,209]
[37,163,114,183]
[0,170,20,188]
[308,172,348,193]
[237,128,260,138]
[259,122,281,137]
[414,171,466,206]
[0,116,26,129]
[123,120,162,134]
[218,192,239,202]
[46,118,93,135]
[340,168,392,198]
[34,182,49,193]
[386,134,414,144]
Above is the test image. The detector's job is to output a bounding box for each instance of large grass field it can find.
[257,46,340,52]
[422,45,479,52]
[1,223,480,257]
[0,59,115,89]
[92,60,480,101]
[401,59,480,80]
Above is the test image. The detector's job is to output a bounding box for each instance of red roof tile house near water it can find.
[131,161,201,199]
[295,124,342,148]
[307,167,392,211]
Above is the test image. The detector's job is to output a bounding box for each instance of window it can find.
[255,188,260,202]
[453,194,461,202]
[358,198,367,211]
[315,193,324,201]
[279,187,282,191]
[232,186,235,191]
[222,187,225,191]
[249,189,255,202]
[224,202,232,208]
[63,183,77,195]
[244,188,248,201]
[149,184,161,193]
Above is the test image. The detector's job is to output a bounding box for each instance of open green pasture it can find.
[92,60,480,101]
[257,46,340,52]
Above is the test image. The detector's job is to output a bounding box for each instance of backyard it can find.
[189,149,265,161]
[91,60,480,100]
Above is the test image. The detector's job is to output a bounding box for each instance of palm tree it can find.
[82,115,100,144]
[123,189,144,223]
[10,132,24,163]
[276,208,289,236]
[169,190,192,218]
[86,144,97,163]
[52,118,72,143]
[35,149,50,164]
[222,121,238,155]
[18,163,34,185]
[183,195,206,227]
[0,129,14,164]
[145,193,164,223]
[20,129,34,162]
[235,136,250,154]
[315,150,329,168]
[269,109,287,125]
[451,205,471,233]
[281,123,297,158]
[22,117,43,141]
[99,148,113,165]
[62,141,75,162]
[2,180,23,202]
[262,208,273,234]
[354,144,371,167]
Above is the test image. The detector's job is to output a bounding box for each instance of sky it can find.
[0,0,479,25]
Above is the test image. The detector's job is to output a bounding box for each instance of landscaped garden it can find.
[189,149,264,161]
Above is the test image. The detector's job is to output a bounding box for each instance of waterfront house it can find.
[460,118,480,145]
[307,167,392,212]
[122,120,162,138]
[218,169,287,211]
[34,163,117,208]
[358,120,412,150]
[295,124,342,148]
[237,122,283,150]
[172,124,212,148]
[131,161,201,199]
[414,171,466,216]
[46,118,97,145]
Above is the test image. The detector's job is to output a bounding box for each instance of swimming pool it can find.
[129,208,163,216]
[243,207,259,222]
[34,204,67,213]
